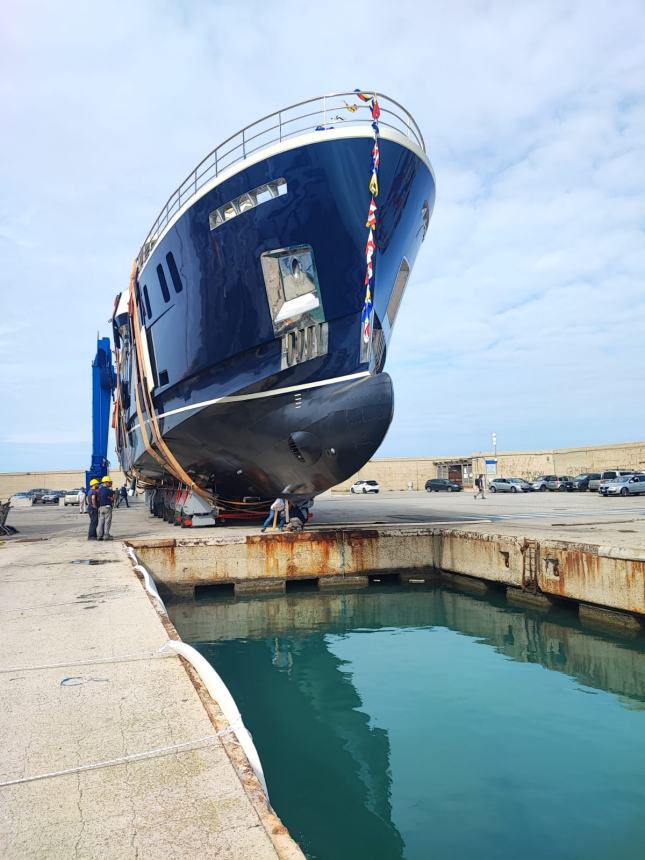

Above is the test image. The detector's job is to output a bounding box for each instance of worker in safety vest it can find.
[87,479,100,540]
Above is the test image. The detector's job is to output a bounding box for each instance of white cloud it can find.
[1,0,644,468]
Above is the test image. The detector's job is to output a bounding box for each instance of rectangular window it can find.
[166,252,183,293]
[387,258,410,326]
[209,178,287,231]
[157,265,170,303]
[142,285,152,318]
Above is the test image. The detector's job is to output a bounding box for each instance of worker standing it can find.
[78,486,87,514]
[96,476,115,541]
[87,479,100,540]
[116,483,130,508]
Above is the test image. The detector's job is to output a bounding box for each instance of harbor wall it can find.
[332,440,645,491]
[0,469,127,498]
[128,527,645,626]
[2,438,644,498]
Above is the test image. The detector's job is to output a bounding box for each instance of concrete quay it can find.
[122,491,645,631]
[5,494,645,633]
[0,513,304,859]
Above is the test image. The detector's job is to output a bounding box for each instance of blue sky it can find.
[1,0,644,470]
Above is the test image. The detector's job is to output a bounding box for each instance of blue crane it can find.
[86,337,116,489]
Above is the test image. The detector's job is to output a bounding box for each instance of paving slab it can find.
[0,520,301,859]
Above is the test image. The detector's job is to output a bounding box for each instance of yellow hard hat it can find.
[101,475,112,483]
[89,479,99,486]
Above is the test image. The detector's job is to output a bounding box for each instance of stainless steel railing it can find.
[137,91,425,267]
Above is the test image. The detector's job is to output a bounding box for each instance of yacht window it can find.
[142,285,152,318]
[157,264,170,303]
[166,252,183,293]
[387,258,410,326]
[209,178,287,231]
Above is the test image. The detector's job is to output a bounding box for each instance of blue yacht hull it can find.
[114,121,435,500]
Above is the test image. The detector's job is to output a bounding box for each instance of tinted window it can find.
[157,264,170,303]
[166,252,183,293]
[387,258,409,326]
[142,285,152,318]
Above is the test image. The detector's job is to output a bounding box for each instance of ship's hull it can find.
[115,123,435,499]
[134,372,394,499]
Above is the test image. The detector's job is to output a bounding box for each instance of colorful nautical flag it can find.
[361,294,373,343]
[344,101,359,113]
[365,197,377,228]
[365,229,375,263]
[355,87,381,352]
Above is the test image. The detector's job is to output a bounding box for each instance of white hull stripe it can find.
[131,370,371,431]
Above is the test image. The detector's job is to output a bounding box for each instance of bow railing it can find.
[137,91,425,267]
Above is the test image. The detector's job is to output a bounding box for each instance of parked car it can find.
[600,474,645,497]
[543,476,575,491]
[64,488,84,506]
[425,478,462,492]
[597,470,635,494]
[530,475,554,492]
[588,474,603,492]
[489,477,531,493]
[41,490,64,504]
[28,488,50,504]
[350,479,380,494]
[573,473,601,491]
[10,492,33,504]
[556,476,577,491]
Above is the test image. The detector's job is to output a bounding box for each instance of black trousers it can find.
[88,508,99,539]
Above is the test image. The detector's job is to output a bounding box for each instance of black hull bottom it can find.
[133,373,394,500]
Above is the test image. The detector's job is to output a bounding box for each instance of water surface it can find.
[171,586,645,860]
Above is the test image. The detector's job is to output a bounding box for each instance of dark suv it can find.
[573,473,601,491]
[28,488,50,504]
[425,478,462,493]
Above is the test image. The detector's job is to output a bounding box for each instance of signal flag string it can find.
[355,89,382,346]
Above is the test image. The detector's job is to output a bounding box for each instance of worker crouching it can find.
[96,476,115,540]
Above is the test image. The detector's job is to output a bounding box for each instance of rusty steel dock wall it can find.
[128,528,645,622]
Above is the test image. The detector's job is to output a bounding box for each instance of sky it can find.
[1,0,644,471]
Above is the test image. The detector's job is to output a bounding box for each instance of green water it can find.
[171,586,645,860]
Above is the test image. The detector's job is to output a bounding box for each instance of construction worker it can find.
[87,479,100,540]
[96,476,115,540]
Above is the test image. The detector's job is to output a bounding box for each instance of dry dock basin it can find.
[128,526,645,635]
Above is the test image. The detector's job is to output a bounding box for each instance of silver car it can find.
[597,470,635,494]
[601,474,645,497]
[489,477,530,493]
[531,475,555,491]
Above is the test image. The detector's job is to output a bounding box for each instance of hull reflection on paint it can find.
[111,93,435,500]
